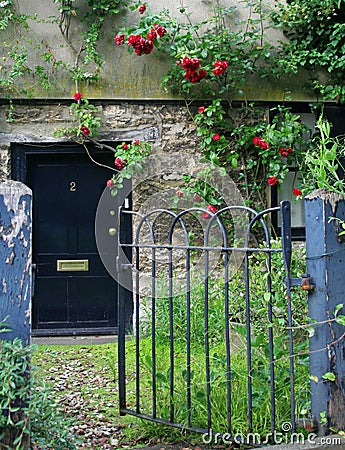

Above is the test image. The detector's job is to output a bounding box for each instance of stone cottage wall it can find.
[0,100,203,186]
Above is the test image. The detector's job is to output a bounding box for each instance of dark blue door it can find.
[20,148,128,335]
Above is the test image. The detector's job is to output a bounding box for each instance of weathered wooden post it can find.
[305,189,345,434]
[0,181,32,449]
[0,180,32,344]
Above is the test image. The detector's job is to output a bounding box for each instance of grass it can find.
[123,336,310,437]
[32,331,310,448]
[32,342,200,448]
[31,242,311,447]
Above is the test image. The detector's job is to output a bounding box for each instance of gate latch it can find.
[116,256,133,272]
[289,273,315,292]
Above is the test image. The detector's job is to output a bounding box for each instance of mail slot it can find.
[57,259,89,272]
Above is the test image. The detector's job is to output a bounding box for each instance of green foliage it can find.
[107,140,151,196]
[52,0,129,83]
[304,114,345,196]
[116,0,271,98]
[0,0,128,95]
[0,338,30,449]
[134,241,310,435]
[0,333,78,450]
[141,240,308,346]
[270,0,345,102]
[114,0,345,207]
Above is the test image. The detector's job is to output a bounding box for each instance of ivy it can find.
[270,0,345,102]
[0,0,129,96]
[53,0,129,83]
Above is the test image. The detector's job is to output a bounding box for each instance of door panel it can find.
[24,149,127,335]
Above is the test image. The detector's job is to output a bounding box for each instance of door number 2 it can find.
[70,181,77,192]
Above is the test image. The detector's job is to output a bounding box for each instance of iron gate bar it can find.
[207,209,233,433]
[134,209,189,422]
[244,205,281,434]
[121,243,284,252]
[168,206,244,433]
[117,201,299,444]
[186,245,192,427]
[168,243,175,423]
[152,244,157,418]
[247,204,285,435]
[224,246,232,433]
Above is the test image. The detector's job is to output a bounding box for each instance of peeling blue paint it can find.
[306,192,345,432]
[0,183,32,345]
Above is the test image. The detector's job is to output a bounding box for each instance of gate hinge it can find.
[288,273,315,291]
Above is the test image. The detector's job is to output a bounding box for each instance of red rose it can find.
[115,157,125,170]
[253,136,261,146]
[80,125,90,136]
[133,139,139,145]
[212,59,229,76]
[212,133,220,141]
[182,57,200,70]
[73,92,82,101]
[142,39,154,55]
[259,140,270,149]
[293,188,302,196]
[127,34,154,56]
[138,4,146,13]
[122,143,129,150]
[154,24,166,37]
[267,176,279,186]
[114,34,125,45]
[279,147,293,157]
[198,106,205,113]
[148,30,157,40]
[279,148,289,157]
[107,179,114,188]
[177,188,183,198]
[202,204,217,219]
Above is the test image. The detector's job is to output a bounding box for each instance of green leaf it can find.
[335,315,345,327]
[334,303,343,317]
[264,292,271,302]
[322,372,336,381]
[307,325,315,338]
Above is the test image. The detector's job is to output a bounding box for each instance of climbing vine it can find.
[270,0,345,103]
[2,0,345,206]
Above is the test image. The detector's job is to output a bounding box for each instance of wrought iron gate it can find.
[117,201,310,445]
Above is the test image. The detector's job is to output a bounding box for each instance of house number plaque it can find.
[70,181,76,192]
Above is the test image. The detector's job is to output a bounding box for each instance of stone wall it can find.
[0,144,10,182]
[0,101,197,146]
[0,100,268,202]
[0,100,202,186]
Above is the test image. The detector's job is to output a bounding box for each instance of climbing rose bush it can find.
[111,2,315,208]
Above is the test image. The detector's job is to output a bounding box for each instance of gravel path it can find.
[33,344,214,450]
[34,345,131,449]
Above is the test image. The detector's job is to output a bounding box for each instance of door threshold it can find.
[31,334,124,346]
[31,327,119,337]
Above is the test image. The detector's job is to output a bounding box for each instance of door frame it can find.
[11,142,133,336]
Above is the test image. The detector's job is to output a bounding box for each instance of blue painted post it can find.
[305,189,345,434]
[0,180,32,345]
